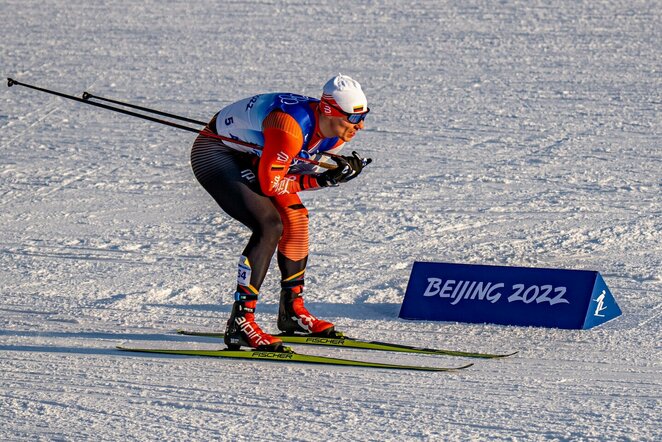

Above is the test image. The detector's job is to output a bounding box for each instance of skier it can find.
[190,74,371,351]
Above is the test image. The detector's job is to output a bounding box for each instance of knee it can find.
[255,212,283,245]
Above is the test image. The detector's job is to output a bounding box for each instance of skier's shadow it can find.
[254,301,402,321]
[163,301,403,321]
[0,329,194,342]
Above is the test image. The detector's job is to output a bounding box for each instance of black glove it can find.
[317,151,372,187]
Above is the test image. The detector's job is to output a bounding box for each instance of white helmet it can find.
[321,74,368,115]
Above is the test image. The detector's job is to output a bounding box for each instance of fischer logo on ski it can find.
[252,352,294,359]
[303,337,346,345]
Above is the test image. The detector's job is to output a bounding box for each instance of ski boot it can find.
[224,294,284,351]
[277,286,336,336]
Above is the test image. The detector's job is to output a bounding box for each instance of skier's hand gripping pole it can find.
[317,151,372,187]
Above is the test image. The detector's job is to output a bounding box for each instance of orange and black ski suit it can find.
[190,93,344,299]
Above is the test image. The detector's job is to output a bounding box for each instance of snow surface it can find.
[1,0,661,440]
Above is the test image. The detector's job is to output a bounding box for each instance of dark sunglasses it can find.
[345,109,370,124]
[323,100,370,124]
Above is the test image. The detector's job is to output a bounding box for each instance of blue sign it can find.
[399,262,621,329]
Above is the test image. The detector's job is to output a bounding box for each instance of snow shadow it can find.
[163,301,403,321]
[0,329,192,342]
[0,344,119,357]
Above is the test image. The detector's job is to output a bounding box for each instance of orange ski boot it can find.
[277,286,335,336]
[225,294,284,351]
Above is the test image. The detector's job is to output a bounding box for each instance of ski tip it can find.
[176,329,203,336]
[494,351,519,358]
[420,362,474,372]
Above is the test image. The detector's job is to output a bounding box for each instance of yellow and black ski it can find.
[117,346,473,372]
[176,330,517,359]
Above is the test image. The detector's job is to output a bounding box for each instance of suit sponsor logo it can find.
[270,175,296,195]
[240,169,256,182]
[276,151,289,163]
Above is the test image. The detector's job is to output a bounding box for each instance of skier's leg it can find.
[273,194,335,336]
[274,193,309,283]
[190,134,283,350]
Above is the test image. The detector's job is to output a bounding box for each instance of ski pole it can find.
[7,78,334,169]
[81,91,207,126]
[7,78,202,134]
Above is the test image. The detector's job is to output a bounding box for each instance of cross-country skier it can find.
[190,74,371,351]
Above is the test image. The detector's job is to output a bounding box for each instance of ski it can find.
[117,346,472,372]
[176,330,517,359]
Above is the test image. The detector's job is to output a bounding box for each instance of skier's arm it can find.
[258,111,320,196]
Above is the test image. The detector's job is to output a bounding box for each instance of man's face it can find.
[327,116,365,142]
